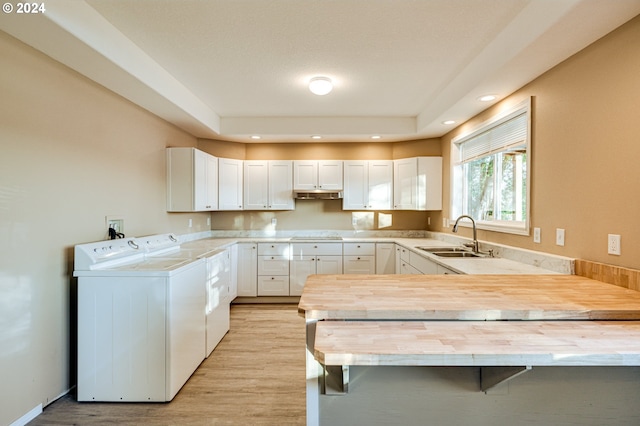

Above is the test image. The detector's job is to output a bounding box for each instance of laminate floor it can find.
[29,304,306,425]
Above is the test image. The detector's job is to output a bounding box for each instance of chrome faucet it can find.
[452,215,479,253]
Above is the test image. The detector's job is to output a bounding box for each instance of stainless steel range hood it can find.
[294,190,343,200]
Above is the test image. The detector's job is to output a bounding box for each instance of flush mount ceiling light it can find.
[442,120,456,125]
[250,135,261,140]
[371,135,381,140]
[309,77,333,95]
[478,94,497,102]
[311,135,322,139]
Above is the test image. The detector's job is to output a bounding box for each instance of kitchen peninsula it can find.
[299,274,640,426]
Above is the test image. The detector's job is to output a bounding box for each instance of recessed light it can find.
[311,135,322,139]
[478,95,497,102]
[309,77,333,96]
[250,135,261,140]
[442,120,456,125]
[371,135,381,140]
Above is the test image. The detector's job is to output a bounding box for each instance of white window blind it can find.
[457,111,527,163]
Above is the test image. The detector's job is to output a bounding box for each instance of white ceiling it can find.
[2,0,639,143]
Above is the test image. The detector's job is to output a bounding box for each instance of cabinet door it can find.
[290,255,316,296]
[417,157,443,211]
[194,150,218,211]
[316,256,343,275]
[244,161,269,210]
[228,244,238,300]
[343,161,368,210]
[218,158,244,210]
[343,255,376,274]
[368,161,393,210]
[293,160,318,190]
[236,243,257,297]
[395,245,403,274]
[376,243,395,274]
[318,160,343,190]
[400,261,422,274]
[393,157,417,210]
[409,252,438,274]
[268,160,294,210]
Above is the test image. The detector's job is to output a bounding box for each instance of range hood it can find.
[294,190,343,200]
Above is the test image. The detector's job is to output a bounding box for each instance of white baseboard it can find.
[10,404,42,426]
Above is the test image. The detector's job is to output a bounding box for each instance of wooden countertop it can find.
[298,274,640,320]
[314,320,640,367]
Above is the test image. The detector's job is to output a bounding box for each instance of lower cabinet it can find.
[236,243,257,297]
[376,243,395,274]
[343,243,376,274]
[290,243,343,296]
[204,250,230,357]
[257,243,290,296]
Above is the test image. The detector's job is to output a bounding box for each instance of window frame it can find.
[450,98,532,236]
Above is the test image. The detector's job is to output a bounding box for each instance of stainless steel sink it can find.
[432,251,484,258]
[417,247,470,253]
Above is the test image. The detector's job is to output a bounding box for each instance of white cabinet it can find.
[290,243,343,296]
[218,158,244,210]
[293,160,343,190]
[257,243,290,296]
[236,243,257,297]
[393,157,442,211]
[166,147,218,212]
[376,243,395,274]
[244,160,294,210]
[343,160,393,210]
[397,245,421,274]
[343,242,376,274]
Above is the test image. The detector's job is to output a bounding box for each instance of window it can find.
[451,98,531,235]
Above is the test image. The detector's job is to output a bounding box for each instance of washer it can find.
[73,234,206,402]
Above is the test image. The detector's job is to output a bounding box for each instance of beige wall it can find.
[0,32,207,425]
[198,139,442,232]
[438,15,640,269]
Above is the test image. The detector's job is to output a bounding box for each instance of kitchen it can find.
[2,1,640,425]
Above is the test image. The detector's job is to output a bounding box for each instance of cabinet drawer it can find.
[257,276,289,296]
[290,242,343,257]
[343,242,375,256]
[258,256,289,275]
[343,255,376,274]
[397,246,411,263]
[258,243,290,256]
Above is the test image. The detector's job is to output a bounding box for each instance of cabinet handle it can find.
[357,257,361,260]
[271,256,274,259]
[271,277,274,280]
[357,245,361,248]
[314,245,318,248]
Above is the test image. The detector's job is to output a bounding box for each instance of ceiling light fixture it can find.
[311,135,322,139]
[309,77,333,96]
[371,135,381,140]
[442,120,456,125]
[478,94,497,102]
[251,135,261,140]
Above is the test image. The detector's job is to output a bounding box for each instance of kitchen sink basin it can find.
[432,251,484,258]
[417,247,470,253]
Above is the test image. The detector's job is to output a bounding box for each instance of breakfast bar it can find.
[299,274,640,426]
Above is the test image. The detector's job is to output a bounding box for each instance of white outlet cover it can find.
[533,227,541,243]
[556,228,565,246]
[608,234,621,255]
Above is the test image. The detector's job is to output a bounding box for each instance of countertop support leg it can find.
[321,364,349,395]
[481,366,532,392]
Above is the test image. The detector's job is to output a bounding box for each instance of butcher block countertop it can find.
[298,274,640,320]
[314,320,640,367]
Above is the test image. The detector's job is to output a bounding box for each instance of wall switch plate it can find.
[608,234,621,255]
[427,217,431,226]
[443,218,449,228]
[556,228,565,246]
[207,217,211,226]
[533,227,541,243]
[188,218,193,228]
[271,218,277,226]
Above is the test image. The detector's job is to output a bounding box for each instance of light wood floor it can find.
[29,304,306,425]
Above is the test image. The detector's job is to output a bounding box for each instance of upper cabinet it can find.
[343,160,393,210]
[244,160,294,210]
[293,160,343,191]
[393,157,442,211]
[218,158,244,210]
[167,147,218,212]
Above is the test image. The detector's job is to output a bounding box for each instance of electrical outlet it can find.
[207,217,211,226]
[608,234,621,255]
[556,228,565,246]
[533,227,541,243]
[106,216,124,233]
[443,218,449,228]
[188,218,193,228]
[427,217,431,226]
[271,218,277,226]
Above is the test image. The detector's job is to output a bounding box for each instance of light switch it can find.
[556,229,565,246]
[533,227,541,243]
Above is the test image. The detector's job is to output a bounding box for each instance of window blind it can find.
[457,111,527,163]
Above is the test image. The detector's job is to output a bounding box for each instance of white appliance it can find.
[73,234,206,402]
